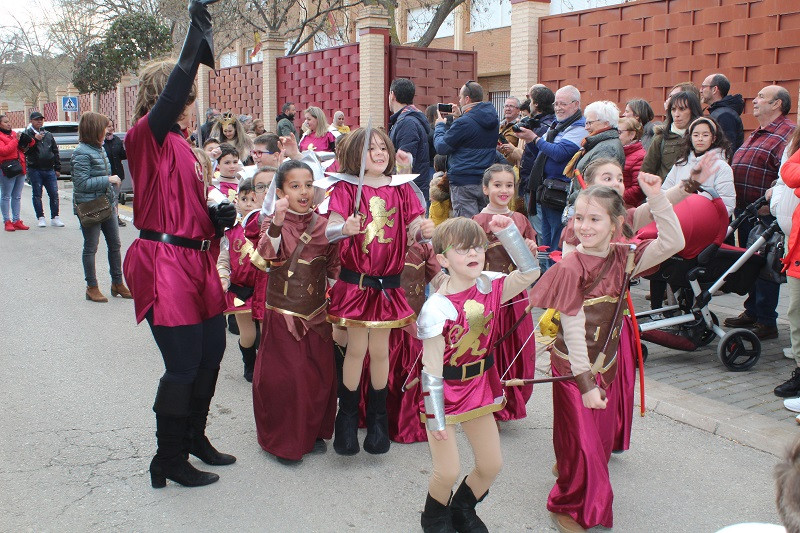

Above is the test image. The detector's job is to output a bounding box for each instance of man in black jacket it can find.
[388,78,433,205]
[701,73,745,155]
[103,119,127,226]
[25,112,63,227]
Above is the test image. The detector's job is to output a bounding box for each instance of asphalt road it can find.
[0,186,786,532]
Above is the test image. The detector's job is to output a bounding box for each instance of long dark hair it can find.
[675,117,731,165]
[665,91,702,130]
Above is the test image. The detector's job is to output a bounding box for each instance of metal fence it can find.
[488,90,509,121]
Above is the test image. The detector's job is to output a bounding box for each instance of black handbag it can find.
[1,159,23,178]
[747,220,786,284]
[537,177,571,211]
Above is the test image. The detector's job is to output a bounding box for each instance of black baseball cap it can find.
[30,111,44,120]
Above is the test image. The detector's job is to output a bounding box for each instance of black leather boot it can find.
[239,342,257,383]
[450,477,489,533]
[150,379,219,488]
[421,492,456,533]
[363,384,390,454]
[333,383,360,456]
[187,368,236,466]
[333,343,346,388]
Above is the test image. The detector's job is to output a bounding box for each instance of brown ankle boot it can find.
[86,286,108,302]
[111,283,133,299]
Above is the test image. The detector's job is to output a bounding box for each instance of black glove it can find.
[209,200,236,236]
[178,0,219,73]
[188,0,218,31]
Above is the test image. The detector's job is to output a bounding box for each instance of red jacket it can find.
[622,141,646,208]
[780,148,800,278]
[0,129,32,173]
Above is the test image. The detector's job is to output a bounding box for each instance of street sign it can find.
[61,96,79,113]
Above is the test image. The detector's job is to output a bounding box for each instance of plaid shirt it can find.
[731,114,795,208]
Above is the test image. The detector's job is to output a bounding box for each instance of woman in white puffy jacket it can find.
[661,117,735,216]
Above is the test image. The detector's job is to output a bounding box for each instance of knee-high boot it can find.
[239,342,257,383]
[187,367,237,466]
[333,343,346,388]
[150,379,219,488]
[333,382,360,455]
[450,477,489,533]
[363,384,390,454]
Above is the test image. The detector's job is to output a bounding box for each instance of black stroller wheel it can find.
[696,312,720,347]
[716,329,761,371]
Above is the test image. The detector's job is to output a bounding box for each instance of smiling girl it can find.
[530,174,685,532]
[252,159,341,464]
[325,127,434,456]
[472,164,538,422]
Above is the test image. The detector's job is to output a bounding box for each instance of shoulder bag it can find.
[76,154,113,226]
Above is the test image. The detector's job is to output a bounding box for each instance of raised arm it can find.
[148,0,218,145]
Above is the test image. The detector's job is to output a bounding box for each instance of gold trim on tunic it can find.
[266,302,327,321]
[326,313,416,329]
[418,396,507,425]
[584,295,619,306]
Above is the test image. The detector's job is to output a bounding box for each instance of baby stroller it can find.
[633,194,783,371]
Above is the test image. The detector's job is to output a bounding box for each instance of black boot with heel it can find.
[450,477,489,533]
[187,368,236,466]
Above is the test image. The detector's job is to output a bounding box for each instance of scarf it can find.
[670,123,686,136]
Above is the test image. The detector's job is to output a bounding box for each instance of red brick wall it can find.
[389,45,477,114]
[7,111,25,129]
[538,0,800,132]
[208,62,263,120]
[43,102,57,121]
[99,91,117,123]
[276,43,360,133]
[79,94,91,116]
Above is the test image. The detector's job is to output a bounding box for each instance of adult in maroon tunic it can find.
[123,0,237,488]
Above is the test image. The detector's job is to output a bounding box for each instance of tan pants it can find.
[788,276,800,368]
[426,413,502,505]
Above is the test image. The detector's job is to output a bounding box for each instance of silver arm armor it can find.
[421,371,446,432]
[325,222,349,243]
[494,223,539,273]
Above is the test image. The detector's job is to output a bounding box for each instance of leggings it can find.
[146,310,226,384]
[426,413,503,504]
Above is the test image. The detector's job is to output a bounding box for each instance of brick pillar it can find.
[453,2,467,50]
[55,88,66,120]
[510,0,551,101]
[116,76,130,129]
[262,31,285,130]
[36,92,47,115]
[0,102,7,115]
[356,4,390,128]
[90,92,99,113]
[396,0,408,43]
[66,85,78,121]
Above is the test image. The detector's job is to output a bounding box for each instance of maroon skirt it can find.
[494,292,535,421]
[252,310,336,461]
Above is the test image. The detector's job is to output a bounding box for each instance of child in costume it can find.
[529,173,685,532]
[213,143,241,203]
[217,178,261,382]
[473,163,538,422]
[247,166,277,326]
[210,111,253,163]
[253,159,340,464]
[417,217,540,532]
[429,155,451,226]
[324,126,434,456]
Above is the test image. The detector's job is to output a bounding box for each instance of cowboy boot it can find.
[450,477,489,533]
[421,492,456,533]
[186,367,236,466]
[149,379,219,488]
[363,384,390,454]
[333,383,360,455]
[239,342,257,383]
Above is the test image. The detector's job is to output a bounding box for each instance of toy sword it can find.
[353,117,372,217]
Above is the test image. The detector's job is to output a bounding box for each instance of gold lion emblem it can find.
[360,196,396,254]
[447,300,493,366]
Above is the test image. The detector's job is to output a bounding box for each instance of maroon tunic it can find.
[473,211,537,421]
[222,213,262,315]
[252,210,340,460]
[123,112,225,326]
[244,212,268,322]
[327,180,424,327]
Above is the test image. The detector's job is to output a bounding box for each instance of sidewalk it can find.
[626,279,798,456]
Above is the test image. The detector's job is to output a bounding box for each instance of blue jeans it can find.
[524,192,547,271]
[80,215,122,287]
[0,172,25,222]
[733,209,781,327]
[539,204,564,270]
[28,168,59,219]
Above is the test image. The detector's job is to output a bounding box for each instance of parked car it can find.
[16,121,79,179]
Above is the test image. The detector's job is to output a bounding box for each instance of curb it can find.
[638,379,797,457]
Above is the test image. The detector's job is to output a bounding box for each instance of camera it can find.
[512,114,542,133]
[438,103,453,114]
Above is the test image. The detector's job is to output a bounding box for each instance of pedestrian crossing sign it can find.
[61,96,79,113]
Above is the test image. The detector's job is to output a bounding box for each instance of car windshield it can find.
[46,125,79,135]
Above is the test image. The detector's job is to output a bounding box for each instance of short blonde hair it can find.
[432,217,489,255]
[335,127,396,176]
[618,117,643,140]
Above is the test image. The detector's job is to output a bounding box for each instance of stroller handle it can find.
[728,196,768,233]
